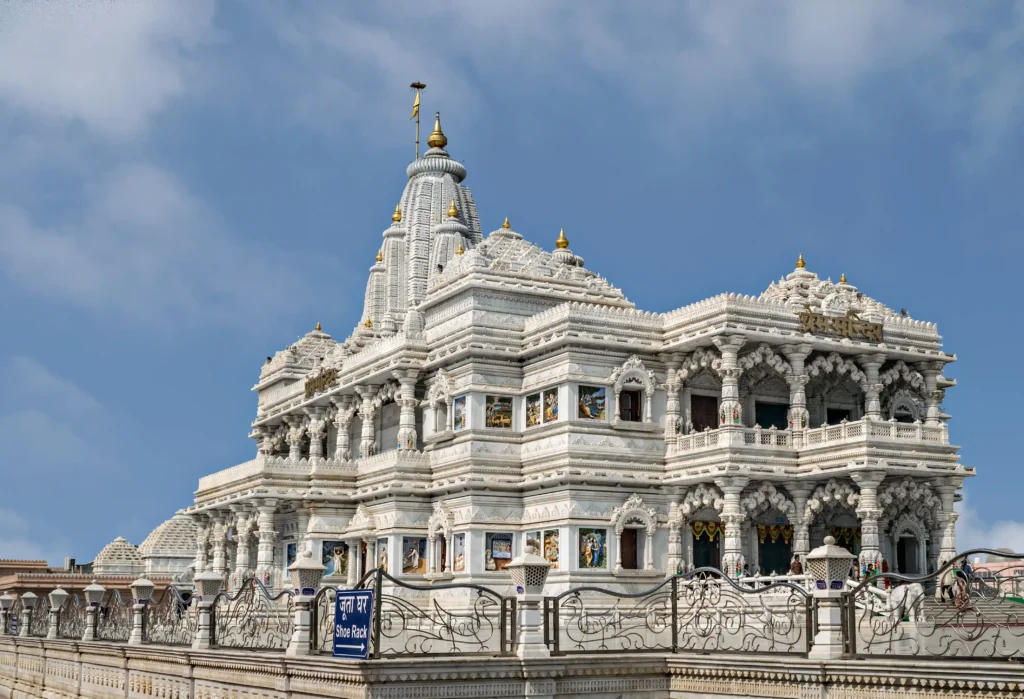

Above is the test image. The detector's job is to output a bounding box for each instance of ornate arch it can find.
[676,347,722,383]
[891,512,928,542]
[738,344,792,378]
[423,369,452,408]
[373,380,400,408]
[804,479,860,525]
[878,477,940,529]
[741,482,796,521]
[885,388,923,421]
[610,355,656,395]
[610,494,658,535]
[680,484,725,520]
[807,352,867,388]
[610,355,657,423]
[879,361,924,390]
[427,501,454,538]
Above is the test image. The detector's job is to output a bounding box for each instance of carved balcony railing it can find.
[674,417,948,453]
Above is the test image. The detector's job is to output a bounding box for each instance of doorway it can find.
[826,408,852,425]
[754,402,789,430]
[692,533,721,569]
[620,529,638,569]
[758,539,792,575]
[897,536,920,575]
[691,395,718,432]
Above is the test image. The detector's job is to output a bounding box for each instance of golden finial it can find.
[392,205,402,223]
[447,199,458,218]
[455,242,464,255]
[427,112,447,149]
[796,253,806,269]
[364,318,372,328]
[315,321,322,332]
[502,217,510,229]
[376,249,383,262]
[555,228,569,250]
[840,272,847,284]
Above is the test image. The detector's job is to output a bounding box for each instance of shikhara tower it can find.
[107,114,971,591]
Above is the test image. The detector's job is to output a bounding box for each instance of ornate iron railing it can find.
[310,568,516,658]
[58,595,86,640]
[544,568,813,655]
[144,587,196,646]
[28,599,50,638]
[842,549,1024,660]
[211,577,293,651]
[97,590,133,642]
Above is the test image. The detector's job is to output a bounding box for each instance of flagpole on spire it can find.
[410,81,426,159]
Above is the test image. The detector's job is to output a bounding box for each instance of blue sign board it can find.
[8,615,17,635]
[333,589,373,659]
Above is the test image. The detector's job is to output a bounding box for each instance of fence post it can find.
[806,536,854,660]
[506,546,552,659]
[670,576,679,652]
[48,588,68,640]
[0,592,11,635]
[192,571,223,651]
[371,568,383,659]
[286,550,325,656]
[18,594,36,638]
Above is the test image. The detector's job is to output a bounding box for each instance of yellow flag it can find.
[411,91,420,119]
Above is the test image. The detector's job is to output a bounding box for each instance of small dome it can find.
[139,512,197,559]
[92,536,144,575]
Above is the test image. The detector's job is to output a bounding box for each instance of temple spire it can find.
[427,112,448,149]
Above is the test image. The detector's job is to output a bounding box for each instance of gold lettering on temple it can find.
[798,307,883,343]
[305,368,338,398]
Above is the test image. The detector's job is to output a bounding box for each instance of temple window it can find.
[690,394,718,432]
[619,389,642,422]
[754,401,788,430]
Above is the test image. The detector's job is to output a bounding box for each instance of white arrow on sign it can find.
[335,642,366,652]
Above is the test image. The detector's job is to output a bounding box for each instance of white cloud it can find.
[258,1,1024,162]
[0,0,216,140]
[0,162,325,326]
[955,494,1024,554]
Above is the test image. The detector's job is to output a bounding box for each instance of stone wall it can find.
[1,637,1022,699]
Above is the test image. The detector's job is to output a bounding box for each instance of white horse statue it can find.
[889,582,925,622]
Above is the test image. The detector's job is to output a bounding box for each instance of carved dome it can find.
[139,511,197,559]
[92,536,144,575]
[759,256,904,322]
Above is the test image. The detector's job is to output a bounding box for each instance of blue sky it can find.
[1,1,1022,563]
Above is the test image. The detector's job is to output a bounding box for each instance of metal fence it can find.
[841,548,1024,660]
[144,587,195,647]
[211,577,293,651]
[58,596,86,640]
[97,590,133,642]
[310,568,517,658]
[543,569,813,655]
[28,599,50,638]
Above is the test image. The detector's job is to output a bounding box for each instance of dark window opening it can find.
[826,408,852,425]
[619,389,642,422]
[894,412,915,424]
[754,402,789,430]
[691,394,718,432]
[620,529,638,569]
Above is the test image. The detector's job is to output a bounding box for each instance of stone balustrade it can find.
[674,416,948,453]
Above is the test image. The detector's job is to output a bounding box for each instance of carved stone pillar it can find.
[781,344,812,434]
[935,478,961,564]
[787,484,813,562]
[330,396,356,460]
[713,335,746,428]
[194,515,210,573]
[715,476,749,577]
[663,361,682,443]
[285,414,306,461]
[253,424,277,456]
[858,353,888,421]
[644,524,655,571]
[667,500,682,575]
[917,361,944,427]
[232,507,254,581]
[365,538,378,573]
[346,538,362,587]
[356,385,379,458]
[296,504,312,555]
[305,408,328,460]
[210,513,228,577]
[852,471,886,573]
[255,500,278,586]
[427,534,438,574]
[394,370,420,451]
